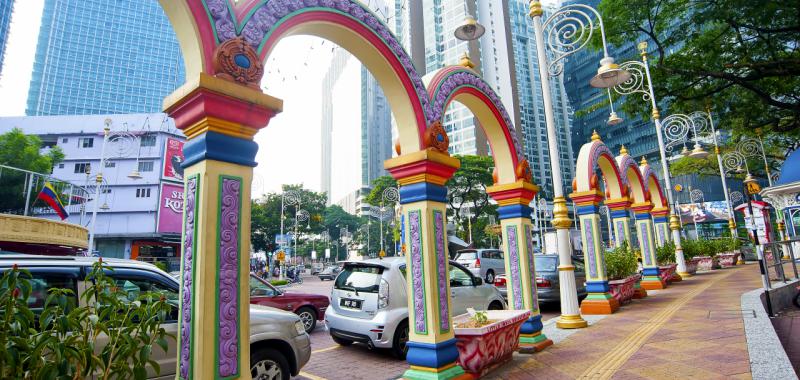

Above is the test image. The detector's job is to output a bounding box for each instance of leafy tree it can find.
[250,185,327,259]
[364,175,398,207]
[0,128,65,214]
[598,0,800,144]
[669,153,721,177]
[446,155,496,247]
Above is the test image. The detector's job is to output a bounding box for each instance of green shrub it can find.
[656,241,677,265]
[0,261,174,379]
[270,279,288,286]
[605,241,638,280]
[154,260,168,272]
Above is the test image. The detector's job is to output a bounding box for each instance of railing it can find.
[763,238,800,286]
[0,164,92,223]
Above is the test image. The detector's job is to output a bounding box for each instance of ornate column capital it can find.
[552,196,573,229]
[570,190,604,216]
[385,149,460,204]
[605,197,632,211]
[631,202,654,215]
[487,181,539,220]
[650,207,670,217]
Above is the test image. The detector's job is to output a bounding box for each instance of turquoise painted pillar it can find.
[487,181,552,353]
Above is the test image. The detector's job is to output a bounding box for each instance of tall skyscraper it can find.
[0,0,13,76]
[508,0,575,198]
[26,0,184,116]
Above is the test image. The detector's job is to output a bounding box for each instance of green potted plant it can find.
[690,239,718,271]
[453,308,531,378]
[655,241,679,283]
[717,238,740,267]
[680,239,702,275]
[605,241,640,305]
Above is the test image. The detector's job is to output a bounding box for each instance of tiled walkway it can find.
[489,264,764,379]
[773,307,800,375]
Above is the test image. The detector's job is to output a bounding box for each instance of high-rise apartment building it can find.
[26,0,184,116]
[0,0,13,76]
[507,0,575,198]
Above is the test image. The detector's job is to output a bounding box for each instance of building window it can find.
[140,134,156,147]
[101,188,112,194]
[74,163,91,173]
[105,161,116,168]
[138,161,154,172]
[58,163,64,169]
[135,188,151,198]
[79,137,94,148]
[62,138,68,143]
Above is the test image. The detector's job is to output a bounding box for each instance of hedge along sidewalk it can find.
[741,284,798,380]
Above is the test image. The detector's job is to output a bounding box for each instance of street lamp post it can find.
[612,42,690,277]
[382,187,400,256]
[529,0,629,329]
[689,187,704,239]
[88,119,112,255]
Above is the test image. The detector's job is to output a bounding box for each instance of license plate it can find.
[340,298,363,309]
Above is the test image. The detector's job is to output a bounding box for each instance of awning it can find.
[448,235,470,249]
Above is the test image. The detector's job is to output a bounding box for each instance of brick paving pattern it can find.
[489,265,763,380]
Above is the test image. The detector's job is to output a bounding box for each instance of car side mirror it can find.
[472,277,483,286]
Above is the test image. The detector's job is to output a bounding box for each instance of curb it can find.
[741,287,798,380]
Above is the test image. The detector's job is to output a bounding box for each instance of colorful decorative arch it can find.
[161,0,432,153]
[426,66,525,184]
[574,137,625,199]
[615,151,647,204]
[639,161,667,209]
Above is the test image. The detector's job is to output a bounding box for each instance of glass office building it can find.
[508,0,576,199]
[26,0,184,116]
[0,0,13,76]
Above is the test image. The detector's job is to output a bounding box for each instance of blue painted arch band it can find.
[399,182,447,204]
[405,339,460,368]
[519,314,543,334]
[585,280,610,293]
[182,131,259,168]
[498,204,532,220]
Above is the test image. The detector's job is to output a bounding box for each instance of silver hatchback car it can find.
[494,255,587,303]
[454,249,506,283]
[0,254,311,380]
[325,257,506,359]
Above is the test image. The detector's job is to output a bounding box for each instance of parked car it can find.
[493,255,587,303]
[454,248,506,283]
[317,265,340,281]
[325,257,506,359]
[3,255,311,380]
[249,274,329,333]
[311,262,324,275]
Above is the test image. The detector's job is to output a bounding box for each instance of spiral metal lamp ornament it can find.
[382,186,400,203]
[729,191,743,205]
[613,60,651,102]
[690,189,704,203]
[722,151,745,174]
[661,114,692,154]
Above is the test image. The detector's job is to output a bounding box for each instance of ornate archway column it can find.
[651,207,671,247]
[633,202,662,291]
[606,198,632,247]
[571,190,620,315]
[385,149,469,380]
[487,181,553,353]
[166,73,282,379]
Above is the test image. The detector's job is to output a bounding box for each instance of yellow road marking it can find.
[578,269,738,379]
[311,345,341,354]
[299,371,329,380]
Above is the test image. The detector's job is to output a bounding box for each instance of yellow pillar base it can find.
[556,314,588,329]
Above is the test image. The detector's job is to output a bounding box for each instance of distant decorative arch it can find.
[426,66,527,184]
[639,161,667,209]
[615,150,647,204]
[160,0,432,153]
[574,135,625,198]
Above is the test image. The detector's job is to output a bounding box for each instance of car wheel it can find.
[332,335,354,346]
[488,301,504,310]
[485,270,495,284]
[250,347,290,380]
[391,321,409,359]
[296,307,317,333]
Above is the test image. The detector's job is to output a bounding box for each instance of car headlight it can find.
[294,320,306,335]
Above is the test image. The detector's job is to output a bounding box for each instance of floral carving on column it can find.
[218,177,241,378]
[409,210,426,334]
[179,175,198,380]
[433,210,450,333]
[506,225,523,310]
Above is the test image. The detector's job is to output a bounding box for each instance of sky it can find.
[0,1,366,201]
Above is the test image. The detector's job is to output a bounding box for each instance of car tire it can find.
[485,270,495,284]
[250,347,290,380]
[488,301,504,310]
[332,335,354,346]
[391,321,409,359]
[296,307,317,333]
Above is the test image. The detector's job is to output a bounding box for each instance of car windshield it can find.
[455,251,477,260]
[335,265,383,293]
[534,256,558,272]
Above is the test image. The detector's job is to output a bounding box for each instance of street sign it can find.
[311,250,317,260]
[746,181,761,195]
[325,248,330,259]
[276,251,286,262]
[379,250,386,258]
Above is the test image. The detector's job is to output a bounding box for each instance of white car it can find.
[324,257,506,359]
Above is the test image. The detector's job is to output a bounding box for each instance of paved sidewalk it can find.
[489,264,764,380]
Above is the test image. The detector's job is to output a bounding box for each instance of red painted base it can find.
[633,287,648,299]
[580,297,620,315]
[519,338,553,354]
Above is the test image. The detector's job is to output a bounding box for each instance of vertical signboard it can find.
[157,182,185,234]
[162,137,185,182]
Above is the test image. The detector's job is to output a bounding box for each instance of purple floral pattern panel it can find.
[640,222,652,266]
[180,176,198,380]
[657,225,667,246]
[524,225,539,310]
[205,0,237,42]
[409,210,427,334]
[430,69,524,161]
[583,219,598,279]
[616,220,626,245]
[218,177,241,378]
[506,226,523,310]
[234,0,434,124]
[433,210,450,333]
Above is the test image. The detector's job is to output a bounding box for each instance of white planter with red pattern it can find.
[453,310,530,378]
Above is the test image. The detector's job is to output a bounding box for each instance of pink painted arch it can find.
[426,66,524,184]
[640,163,667,209]
[616,153,647,204]
[574,140,625,199]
